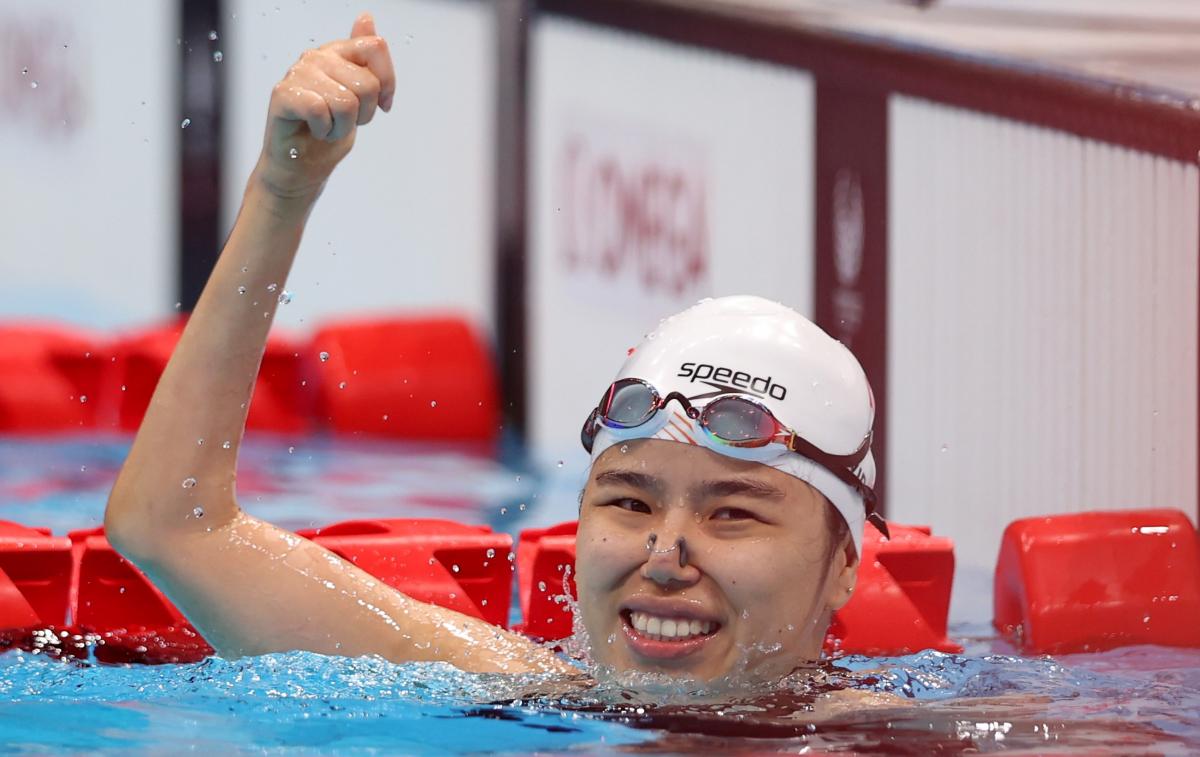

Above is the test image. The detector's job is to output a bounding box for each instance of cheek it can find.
[714,538,829,620]
[573,520,635,600]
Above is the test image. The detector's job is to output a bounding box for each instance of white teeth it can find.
[627,611,716,640]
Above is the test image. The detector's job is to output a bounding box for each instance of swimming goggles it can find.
[580,377,880,519]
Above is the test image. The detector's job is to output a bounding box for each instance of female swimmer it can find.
[104,13,881,687]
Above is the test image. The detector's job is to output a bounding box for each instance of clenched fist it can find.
[254,12,396,201]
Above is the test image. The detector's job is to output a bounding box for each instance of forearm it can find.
[106,170,319,550]
[146,511,572,674]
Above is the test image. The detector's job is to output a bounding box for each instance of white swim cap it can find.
[585,295,879,557]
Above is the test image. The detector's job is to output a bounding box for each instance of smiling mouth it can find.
[621,610,720,642]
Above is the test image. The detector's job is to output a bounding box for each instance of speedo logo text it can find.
[677,362,788,401]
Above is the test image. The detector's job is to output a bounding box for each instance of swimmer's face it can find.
[574,439,858,683]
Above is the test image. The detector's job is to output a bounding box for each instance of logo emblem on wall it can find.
[0,13,87,138]
[556,129,709,299]
[831,168,865,346]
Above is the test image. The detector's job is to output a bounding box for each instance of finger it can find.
[310,71,361,141]
[351,12,376,39]
[325,36,395,113]
[270,80,333,140]
[311,54,380,126]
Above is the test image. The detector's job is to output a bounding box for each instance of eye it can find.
[712,507,758,521]
[603,497,652,514]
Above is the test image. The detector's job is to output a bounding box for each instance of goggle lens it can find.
[700,396,778,447]
[601,380,659,428]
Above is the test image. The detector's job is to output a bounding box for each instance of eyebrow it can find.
[589,470,786,503]
[592,469,664,496]
[693,477,787,502]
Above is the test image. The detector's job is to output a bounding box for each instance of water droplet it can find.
[620,444,629,453]
[222,441,231,449]
[338,381,346,390]
[240,266,249,273]
[212,50,223,63]
[78,395,88,404]
[196,438,204,446]
[236,285,246,295]
[507,552,516,562]
[518,503,526,511]
[266,283,278,293]
[499,507,508,516]
[20,67,27,75]
[481,599,488,607]
[319,351,330,362]
[120,385,127,392]
[940,444,949,453]
[485,548,495,559]
[556,460,564,468]
[381,414,389,421]
[741,609,750,619]
[181,477,197,488]
[287,446,295,454]
[30,80,38,89]
[451,564,460,573]
[538,581,547,592]
[430,400,437,408]
[80,465,87,472]
[277,290,292,305]
[180,118,191,129]
[192,506,205,518]
[288,147,300,160]
[208,30,218,40]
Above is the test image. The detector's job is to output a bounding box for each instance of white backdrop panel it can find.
[888,96,1199,568]
[0,1,176,329]
[222,0,494,332]
[529,17,815,461]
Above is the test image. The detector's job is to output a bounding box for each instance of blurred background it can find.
[3,0,1200,571]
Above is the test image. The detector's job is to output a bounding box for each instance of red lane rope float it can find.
[994,508,1200,654]
[514,522,579,640]
[516,520,961,656]
[295,519,512,629]
[0,314,498,438]
[110,320,309,434]
[0,522,73,653]
[0,324,107,432]
[827,522,960,656]
[309,316,500,443]
[0,519,513,664]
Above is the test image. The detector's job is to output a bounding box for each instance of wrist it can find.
[246,163,325,220]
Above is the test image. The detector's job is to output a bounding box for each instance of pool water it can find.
[2,436,1199,754]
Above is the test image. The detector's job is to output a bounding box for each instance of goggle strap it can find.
[867,511,891,541]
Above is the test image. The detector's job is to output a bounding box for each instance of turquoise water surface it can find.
[1,436,1198,754]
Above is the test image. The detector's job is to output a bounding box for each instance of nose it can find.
[641,529,701,587]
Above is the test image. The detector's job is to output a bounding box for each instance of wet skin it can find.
[574,439,859,683]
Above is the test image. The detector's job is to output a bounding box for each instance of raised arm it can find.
[104,14,569,676]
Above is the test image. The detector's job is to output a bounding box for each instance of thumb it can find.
[351,12,377,38]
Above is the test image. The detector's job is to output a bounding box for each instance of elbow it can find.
[103,476,157,564]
